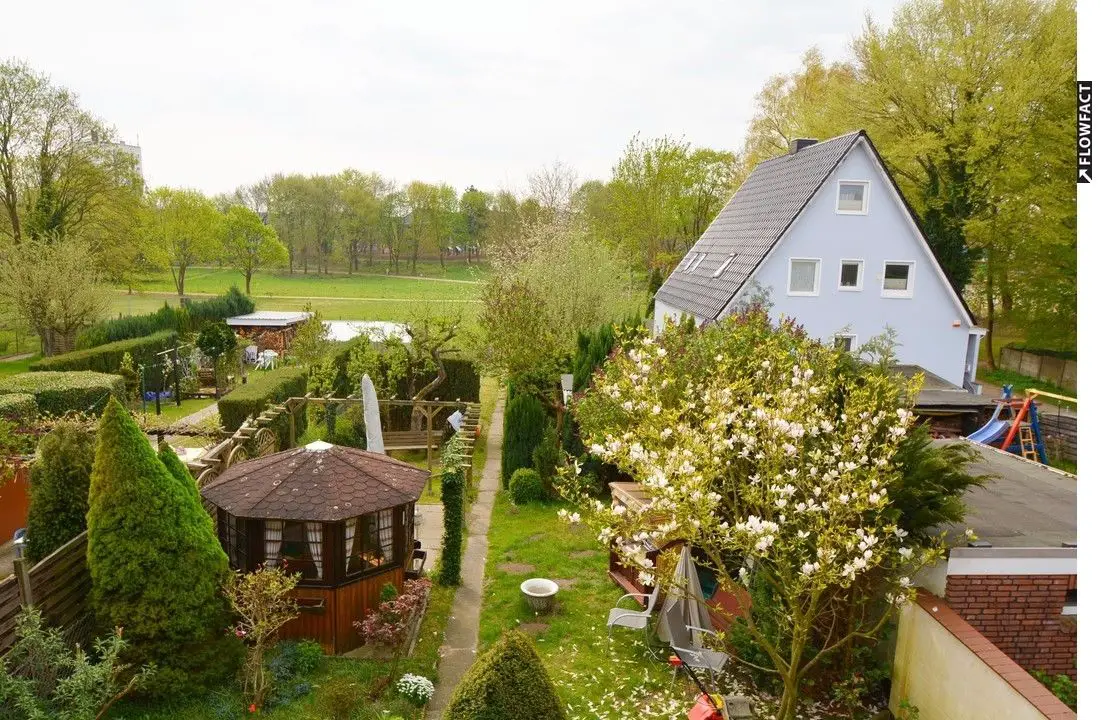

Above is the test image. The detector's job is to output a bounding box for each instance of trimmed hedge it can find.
[217,366,307,447]
[76,287,254,349]
[1005,343,1077,361]
[30,330,178,374]
[0,372,126,417]
[443,630,566,720]
[509,468,544,505]
[438,466,464,587]
[0,393,36,424]
[502,393,547,485]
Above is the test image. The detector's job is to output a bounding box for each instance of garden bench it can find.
[382,430,445,451]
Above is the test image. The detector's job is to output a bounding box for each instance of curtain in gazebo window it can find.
[264,520,283,567]
[306,522,324,579]
[345,518,357,571]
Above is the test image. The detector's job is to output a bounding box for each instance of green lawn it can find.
[479,495,698,718]
[0,354,37,377]
[119,267,483,302]
[135,397,216,423]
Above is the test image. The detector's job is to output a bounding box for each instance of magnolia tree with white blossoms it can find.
[560,309,953,719]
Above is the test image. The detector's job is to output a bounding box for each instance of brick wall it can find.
[945,574,1077,679]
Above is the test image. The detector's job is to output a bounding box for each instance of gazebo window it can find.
[345,511,395,576]
[219,512,249,570]
[265,520,324,580]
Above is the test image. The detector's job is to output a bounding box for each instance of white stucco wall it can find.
[653,299,701,335]
[722,141,974,386]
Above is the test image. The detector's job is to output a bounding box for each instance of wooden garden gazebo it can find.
[200,440,429,654]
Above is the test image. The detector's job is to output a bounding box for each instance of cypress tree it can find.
[157,442,202,505]
[86,398,240,697]
[25,422,95,562]
[501,393,547,484]
[438,466,464,587]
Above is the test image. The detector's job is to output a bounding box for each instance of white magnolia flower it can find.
[568,512,581,524]
[898,547,913,559]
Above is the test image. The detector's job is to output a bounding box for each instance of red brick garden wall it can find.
[945,574,1077,679]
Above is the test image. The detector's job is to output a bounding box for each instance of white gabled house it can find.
[654,130,985,393]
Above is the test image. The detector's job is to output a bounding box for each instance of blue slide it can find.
[967,419,1009,445]
[967,400,1010,445]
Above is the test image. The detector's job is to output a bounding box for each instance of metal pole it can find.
[173,346,182,406]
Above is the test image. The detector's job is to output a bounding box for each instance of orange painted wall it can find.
[0,465,30,543]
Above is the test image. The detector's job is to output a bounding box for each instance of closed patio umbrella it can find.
[657,545,713,645]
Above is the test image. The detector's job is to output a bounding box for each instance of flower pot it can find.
[520,578,559,613]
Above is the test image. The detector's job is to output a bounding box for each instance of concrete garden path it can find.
[426,400,504,718]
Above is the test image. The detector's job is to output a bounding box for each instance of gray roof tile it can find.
[656,132,862,320]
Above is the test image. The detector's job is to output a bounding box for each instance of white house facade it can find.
[654,131,985,391]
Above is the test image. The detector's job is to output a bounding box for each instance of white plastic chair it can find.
[607,583,660,635]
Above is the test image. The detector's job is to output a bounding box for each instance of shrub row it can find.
[217,366,308,447]
[0,393,37,424]
[0,372,126,417]
[30,330,179,374]
[1004,343,1077,361]
[76,288,254,349]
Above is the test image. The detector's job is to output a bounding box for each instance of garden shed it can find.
[199,440,428,654]
[225,310,313,353]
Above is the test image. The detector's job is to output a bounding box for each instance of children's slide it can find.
[967,417,1009,445]
[966,401,1010,444]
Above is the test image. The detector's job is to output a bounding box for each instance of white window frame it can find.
[881,260,915,299]
[675,253,697,273]
[834,333,858,352]
[837,259,864,291]
[688,253,707,273]
[787,257,821,297]
[836,180,870,215]
[712,254,736,278]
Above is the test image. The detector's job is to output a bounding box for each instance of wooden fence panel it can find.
[0,574,21,653]
[27,531,93,648]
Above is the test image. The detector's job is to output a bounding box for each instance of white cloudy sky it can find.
[3,0,906,196]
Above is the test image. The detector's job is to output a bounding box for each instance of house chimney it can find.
[789,138,818,154]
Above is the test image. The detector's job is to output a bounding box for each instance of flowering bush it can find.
[562,309,953,720]
[396,673,435,706]
[354,578,432,679]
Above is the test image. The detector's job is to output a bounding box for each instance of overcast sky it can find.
[3,1,905,196]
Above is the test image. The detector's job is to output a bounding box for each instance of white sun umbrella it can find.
[361,373,385,454]
[657,544,714,645]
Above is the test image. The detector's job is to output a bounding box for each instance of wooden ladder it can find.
[1018,424,1039,462]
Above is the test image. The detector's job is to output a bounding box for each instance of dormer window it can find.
[837,181,869,214]
[712,254,736,277]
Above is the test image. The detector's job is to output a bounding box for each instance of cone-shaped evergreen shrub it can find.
[26,422,95,562]
[443,630,566,720]
[87,398,240,697]
[501,393,546,485]
[157,442,203,506]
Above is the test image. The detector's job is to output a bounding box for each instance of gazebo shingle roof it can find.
[200,441,429,521]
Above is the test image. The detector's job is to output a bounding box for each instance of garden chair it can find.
[244,345,258,364]
[607,582,661,636]
[668,622,730,688]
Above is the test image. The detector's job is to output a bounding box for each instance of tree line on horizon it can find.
[0,0,1077,359]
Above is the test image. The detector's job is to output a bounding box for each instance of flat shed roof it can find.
[226,311,313,328]
[942,440,1076,548]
